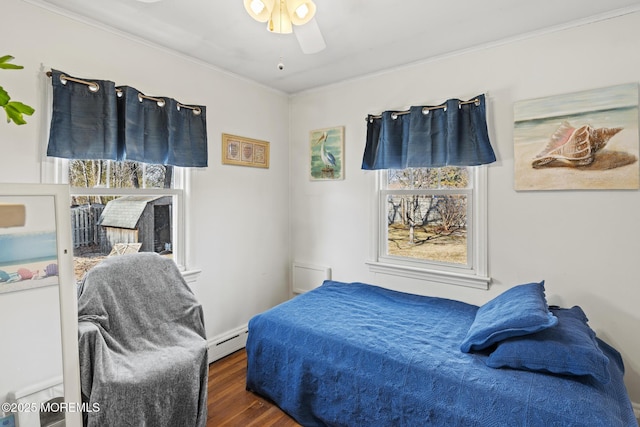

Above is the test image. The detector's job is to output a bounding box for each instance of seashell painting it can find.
[532,121,623,168]
[514,83,639,190]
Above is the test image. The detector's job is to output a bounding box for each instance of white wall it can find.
[290,12,640,404]
[0,0,290,402]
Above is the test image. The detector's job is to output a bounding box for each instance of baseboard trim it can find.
[207,324,248,363]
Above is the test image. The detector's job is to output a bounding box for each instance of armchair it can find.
[77,253,207,426]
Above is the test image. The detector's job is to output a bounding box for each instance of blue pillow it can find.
[460,281,557,353]
[485,306,611,384]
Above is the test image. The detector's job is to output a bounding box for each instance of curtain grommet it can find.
[177,104,202,115]
[156,99,166,108]
[391,112,398,120]
[59,74,99,92]
[422,108,429,115]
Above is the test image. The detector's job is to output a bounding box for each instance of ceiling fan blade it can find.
[294,18,326,54]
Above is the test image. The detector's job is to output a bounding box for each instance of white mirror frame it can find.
[0,183,81,426]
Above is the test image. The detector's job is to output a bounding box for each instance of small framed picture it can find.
[310,126,344,180]
[222,133,270,168]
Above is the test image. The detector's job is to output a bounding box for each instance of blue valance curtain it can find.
[47,69,208,167]
[361,94,496,170]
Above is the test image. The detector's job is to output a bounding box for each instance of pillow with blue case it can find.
[485,305,611,384]
[460,281,558,353]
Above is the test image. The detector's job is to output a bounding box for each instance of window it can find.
[62,159,185,281]
[368,166,490,289]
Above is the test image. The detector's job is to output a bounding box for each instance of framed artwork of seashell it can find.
[514,83,639,190]
[221,133,270,168]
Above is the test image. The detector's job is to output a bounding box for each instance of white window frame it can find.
[367,166,490,289]
[42,157,189,272]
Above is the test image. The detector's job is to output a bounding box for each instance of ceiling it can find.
[28,0,640,94]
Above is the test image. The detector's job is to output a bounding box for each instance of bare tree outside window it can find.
[384,167,470,265]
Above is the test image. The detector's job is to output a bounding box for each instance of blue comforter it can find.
[246,281,636,426]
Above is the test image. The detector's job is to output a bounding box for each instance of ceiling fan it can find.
[243,0,326,54]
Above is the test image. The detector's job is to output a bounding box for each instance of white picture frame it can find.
[0,184,82,427]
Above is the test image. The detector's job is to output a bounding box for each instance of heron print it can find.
[310,126,344,180]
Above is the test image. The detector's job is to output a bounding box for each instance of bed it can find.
[246,280,637,426]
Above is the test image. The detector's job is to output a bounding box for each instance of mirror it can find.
[0,184,81,427]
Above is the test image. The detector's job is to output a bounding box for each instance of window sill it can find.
[181,269,202,284]
[366,261,490,290]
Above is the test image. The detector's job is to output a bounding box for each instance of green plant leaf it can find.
[5,105,26,125]
[4,101,35,125]
[1,54,32,125]
[0,85,9,107]
[7,101,34,115]
[0,55,24,70]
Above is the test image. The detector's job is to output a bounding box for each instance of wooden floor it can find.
[207,349,301,427]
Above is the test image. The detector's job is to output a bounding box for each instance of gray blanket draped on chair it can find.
[77,253,207,427]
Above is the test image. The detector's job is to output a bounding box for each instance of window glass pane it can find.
[70,195,175,280]
[385,194,467,265]
[68,160,175,281]
[439,166,470,189]
[387,167,469,190]
[69,160,173,190]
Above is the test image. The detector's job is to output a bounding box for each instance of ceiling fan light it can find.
[267,0,293,33]
[245,0,316,33]
[295,4,309,19]
[287,0,316,26]
[244,0,274,22]
[250,0,265,14]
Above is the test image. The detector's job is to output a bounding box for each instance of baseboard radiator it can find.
[7,377,65,427]
[207,324,249,363]
[292,262,331,294]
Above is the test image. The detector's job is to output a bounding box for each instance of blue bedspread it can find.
[246,281,636,427]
